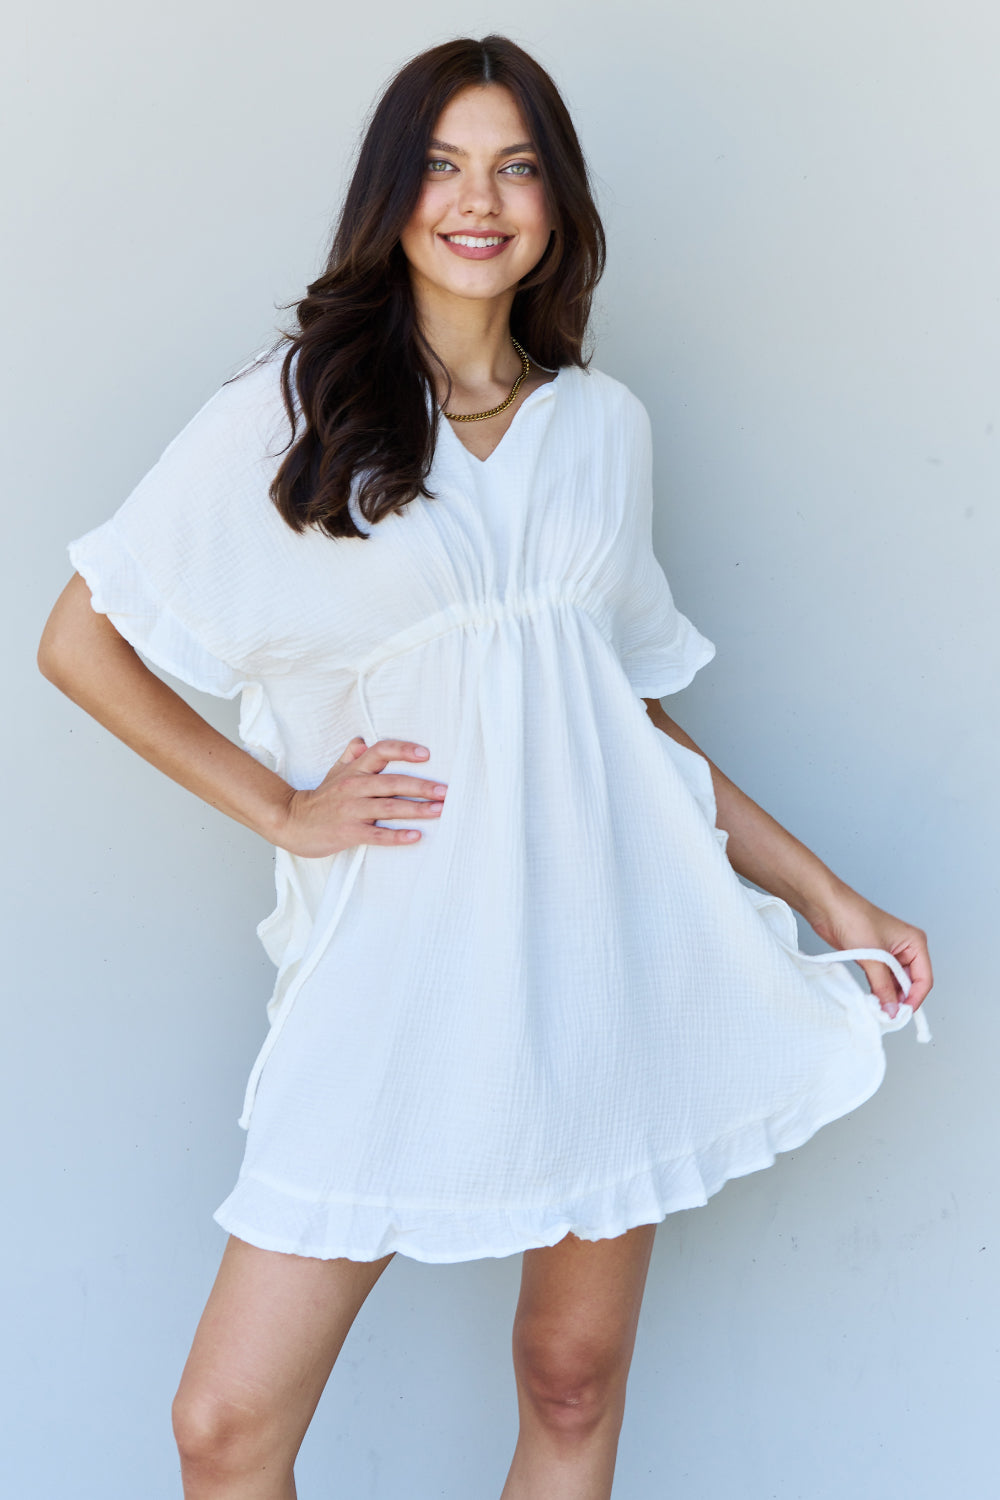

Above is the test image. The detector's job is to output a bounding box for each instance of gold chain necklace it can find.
[442,336,532,422]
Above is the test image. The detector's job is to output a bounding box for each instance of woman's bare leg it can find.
[172,1234,395,1499]
[500,1222,657,1500]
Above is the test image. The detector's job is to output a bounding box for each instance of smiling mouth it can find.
[441,233,512,248]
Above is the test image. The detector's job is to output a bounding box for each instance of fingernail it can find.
[413,746,429,757]
[433,785,448,797]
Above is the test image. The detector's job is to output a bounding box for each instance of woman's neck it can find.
[413,287,523,401]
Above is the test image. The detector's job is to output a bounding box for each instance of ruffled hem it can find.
[623,613,717,699]
[214,860,929,1263]
[211,1047,889,1264]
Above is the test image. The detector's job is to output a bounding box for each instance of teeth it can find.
[445,235,508,247]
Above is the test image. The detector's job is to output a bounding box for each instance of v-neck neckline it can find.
[439,366,565,469]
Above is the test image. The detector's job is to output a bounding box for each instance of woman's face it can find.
[399,84,555,307]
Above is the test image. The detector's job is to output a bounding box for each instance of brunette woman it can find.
[39,34,931,1500]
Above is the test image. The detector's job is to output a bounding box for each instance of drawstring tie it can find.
[796,944,932,1043]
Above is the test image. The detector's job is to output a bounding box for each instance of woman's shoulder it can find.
[161,342,293,458]
[563,363,652,441]
[93,342,297,562]
[109,344,293,518]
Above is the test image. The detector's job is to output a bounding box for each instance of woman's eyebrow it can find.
[428,138,536,157]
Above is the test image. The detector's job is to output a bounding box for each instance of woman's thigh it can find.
[174,1234,395,1453]
[512,1223,657,1393]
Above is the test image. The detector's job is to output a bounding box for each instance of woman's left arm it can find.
[642,698,933,1017]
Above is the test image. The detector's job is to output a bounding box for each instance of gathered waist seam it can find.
[350,587,603,680]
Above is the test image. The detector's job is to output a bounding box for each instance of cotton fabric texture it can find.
[68,349,926,1265]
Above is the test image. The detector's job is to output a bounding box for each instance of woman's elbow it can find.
[37,614,74,688]
[37,573,104,688]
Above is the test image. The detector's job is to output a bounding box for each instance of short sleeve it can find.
[615,398,716,698]
[69,517,244,699]
[67,349,290,702]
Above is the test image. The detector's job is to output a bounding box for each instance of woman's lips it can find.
[439,233,513,260]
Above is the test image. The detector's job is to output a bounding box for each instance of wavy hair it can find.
[244,35,606,539]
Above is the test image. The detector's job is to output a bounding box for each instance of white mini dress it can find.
[69,348,928,1264]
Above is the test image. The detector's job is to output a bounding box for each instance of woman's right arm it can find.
[37,574,446,856]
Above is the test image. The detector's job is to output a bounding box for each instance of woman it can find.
[38,34,932,1500]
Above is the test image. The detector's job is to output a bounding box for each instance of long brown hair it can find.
[247,35,606,540]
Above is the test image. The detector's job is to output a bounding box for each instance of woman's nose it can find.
[457,170,502,217]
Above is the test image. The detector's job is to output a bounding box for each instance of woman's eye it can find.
[425,159,537,177]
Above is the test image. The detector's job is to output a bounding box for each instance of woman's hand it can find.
[807,890,933,1019]
[277,738,447,857]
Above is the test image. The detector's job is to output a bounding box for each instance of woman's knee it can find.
[172,1380,282,1477]
[512,1325,629,1436]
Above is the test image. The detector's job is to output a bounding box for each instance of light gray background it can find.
[7,3,994,1496]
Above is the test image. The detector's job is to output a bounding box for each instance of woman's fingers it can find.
[891,930,933,1011]
[361,795,445,820]
[352,772,448,801]
[355,738,432,771]
[337,736,369,763]
[363,824,424,844]
[334,741,449,802]
[281,737,447,855]
[855,924,933,1019]
[904,943,934,1011]
[858,958,903,1017]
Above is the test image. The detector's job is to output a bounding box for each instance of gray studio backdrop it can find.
[8,3,995,1497]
